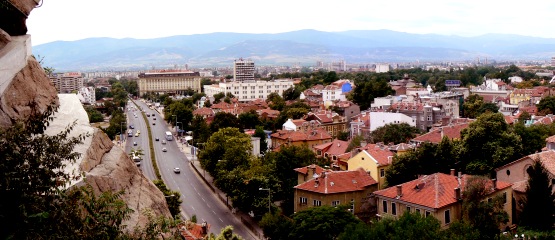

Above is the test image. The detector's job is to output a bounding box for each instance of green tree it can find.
[460,113,523,175]
[290,205,362,240]
[238,109,261,130]
[191,115,211,147]
[85,105,104,123]
[163,101,193,131]
[370,123,422,144]
[213,92,225,104]
[537,96,555,115]
[517,111,531,124]
[323,71,338,85]
[153,180,182,218]
[259,210,294,240]
[210,112,241,133]
[519,160,555,231]
[199,127,252,176]
[463,94,486,118]
[282,86,302,101]
[207,225,243,240]
[267,92,285,111]
[350,76,394,110]
[462,176,509,239]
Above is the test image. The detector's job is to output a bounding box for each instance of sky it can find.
[27,0,555,46]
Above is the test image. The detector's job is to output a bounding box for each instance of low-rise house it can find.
[494,149,555,222]
[374,172,512,228]
[411,122,471,145]
[270,127,332,151]
[387,102,444,131]
[177,221,209,240]
[313,139,350,160]
[342,143,394,190]
[257,108,280,120]
[304,110,347,138]
[294,164,330,185]
[192,107,215,119]
[294,168,378,216]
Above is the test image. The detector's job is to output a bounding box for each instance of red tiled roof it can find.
[177,222,209,240]
[504,115,515,125]
[357,144,394,166]
[271,128,332,142]
[495,150,555,176]
[294,168,377,194]
[534,115,555,125]
[374,173,511,209]
[193,107,215,116]
[313,139,350,155]
[412,123,470,144]
[546,135,555,143]
[294,164,329,175]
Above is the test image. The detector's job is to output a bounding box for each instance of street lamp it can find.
[120,122,125,146]
[259,188,271,214]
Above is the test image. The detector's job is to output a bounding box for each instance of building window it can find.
[391,202,397,215]
[445,210,451,224]
[416,208,420,214]
[331,200,340,207]
[406,206,411,212]
[300,197,307,205]
[502,192,507,204]
[427,115,432,121]
[380,169,385,178]
[382,200,388,213]
[313,200,321,206]
[425,211,431,217]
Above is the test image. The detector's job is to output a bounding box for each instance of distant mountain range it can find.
[33,29,555,71]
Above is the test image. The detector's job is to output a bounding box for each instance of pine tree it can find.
[520,160,555,231]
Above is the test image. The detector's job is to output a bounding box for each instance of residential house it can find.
[177,221,209,240]
[257,108,280,121]
[192,107,215,119]
[411,122,471,145]
[374,172,512,228]
[304,110,347,138]
[350,111,371,139]
[300,89,322,102]
[294,168,378,217]
[270,127,332,151]
[342,143,394,190]
[495,149,555,222]
[294,164,330,185]
[329,100,360,126]
[313,139,350,160]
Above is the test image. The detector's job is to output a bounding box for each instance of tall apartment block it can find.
[137,70,201,96]
[50,72,84,93]
[233,58,255,82]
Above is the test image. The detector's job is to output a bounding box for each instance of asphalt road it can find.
[129,100,255,239]
[125,103,157,180]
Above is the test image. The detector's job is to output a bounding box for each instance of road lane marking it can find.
[219,217,223,223]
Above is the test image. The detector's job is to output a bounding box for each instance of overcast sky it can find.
[27,0,555,46]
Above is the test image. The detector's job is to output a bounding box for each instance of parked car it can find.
[162,140,167,145]
[153,122,156,125]
[155,137,159,141]
[173,167,180,173]
[162,148,167,152]
[133,142,137,146]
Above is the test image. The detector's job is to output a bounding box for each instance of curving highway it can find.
[125,100,256,239]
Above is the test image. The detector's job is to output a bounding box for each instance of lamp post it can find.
[120,122,125,146]
[259,188,271,214]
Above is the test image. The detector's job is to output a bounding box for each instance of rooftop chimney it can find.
[450,169,456,176]
[396,185,403,198]
[454,187,461,201]
[492,179,497,190]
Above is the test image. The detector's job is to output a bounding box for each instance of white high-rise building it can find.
[50,72,84,93]
[233,58,255,82]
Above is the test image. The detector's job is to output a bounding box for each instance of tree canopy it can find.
[519,160,555,231]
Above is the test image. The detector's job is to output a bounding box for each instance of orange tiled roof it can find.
[495,150,555,176]
[357,143,395,166]
[412,123,470,144]
[294,164,329,175]
[271,128,332,142]
[374,173,511,209]
[546,135,555,143]
[314,139,350,155]
[294,168,377,194]
[193,107,215,117]
[534,115,555,125]
[177,222,209,240]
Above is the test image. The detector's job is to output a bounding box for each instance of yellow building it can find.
[343,143,394,190]
[374,172,513,228]
[138,70,201,96]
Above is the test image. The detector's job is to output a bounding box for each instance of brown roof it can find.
[294,168,377,194]
[412,123,470,144]
[534,115,555,125]
[193,107,215,117]
[271,128,332,142]
[374,173,511,209]
[357,143,394,166]
[177,222,209,240]
[313,139,350,155]
[495,150,555,176]
[546,135,555,143]
[294,164,329,175]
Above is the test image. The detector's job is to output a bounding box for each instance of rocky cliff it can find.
[0,0,172,231]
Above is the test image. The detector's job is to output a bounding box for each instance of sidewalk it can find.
[180,145,265,240]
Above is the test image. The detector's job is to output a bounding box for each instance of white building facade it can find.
[137,71,202,96]
[78,87,95,104]
[369,112,416,131]
[204,79,295,102]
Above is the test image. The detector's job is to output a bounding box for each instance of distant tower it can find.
[551,57,555,67]
[233,58,255,82]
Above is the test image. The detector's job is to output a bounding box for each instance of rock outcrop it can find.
[0,0,173,232]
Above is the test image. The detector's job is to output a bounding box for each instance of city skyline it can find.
[27,0,555,46]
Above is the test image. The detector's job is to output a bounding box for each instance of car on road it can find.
[153,122,156,125]
[133,142,137,146]
[153,117,156,120]
[135,132,139,137]
[155,137,159,141]
[162,148,167,152]
[137,130,141,134]
[129,125,134,129]
[173,167,180,173]
[162,140,167,144]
